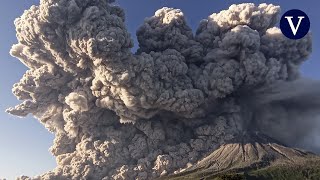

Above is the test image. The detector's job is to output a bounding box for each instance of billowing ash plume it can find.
[6,0,318,179]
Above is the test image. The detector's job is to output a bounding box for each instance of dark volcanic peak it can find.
[230,131,285,145]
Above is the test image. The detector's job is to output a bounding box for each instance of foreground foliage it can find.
[163,159,320,180]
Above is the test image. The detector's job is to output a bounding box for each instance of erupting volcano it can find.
[7,0,320,179]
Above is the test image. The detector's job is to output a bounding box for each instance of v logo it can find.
[285,16,305,36]
[280,9,310,39]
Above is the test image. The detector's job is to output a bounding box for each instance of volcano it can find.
[162,132,320,180]
[7,0,320,179]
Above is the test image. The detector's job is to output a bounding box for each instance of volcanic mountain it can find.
[161,132,320,180]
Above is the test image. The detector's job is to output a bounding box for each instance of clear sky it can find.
[0,0,318,179]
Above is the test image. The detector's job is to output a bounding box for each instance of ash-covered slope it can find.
[191,132,315,172]
[164,132,319,179]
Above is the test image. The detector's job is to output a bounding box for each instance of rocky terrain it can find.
[161,132,320,180]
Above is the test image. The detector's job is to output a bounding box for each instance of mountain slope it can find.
[159,132,320,180]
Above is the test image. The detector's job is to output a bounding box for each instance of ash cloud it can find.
[6,1,318,179]
[251,79,320,153]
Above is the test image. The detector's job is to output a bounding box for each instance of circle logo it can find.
[280,9,310,40]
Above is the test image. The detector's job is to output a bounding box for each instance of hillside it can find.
[159,132,320,180]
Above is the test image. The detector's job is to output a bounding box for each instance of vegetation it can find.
[160,160,320,180]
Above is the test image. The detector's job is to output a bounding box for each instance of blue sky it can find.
[0,0,318,179]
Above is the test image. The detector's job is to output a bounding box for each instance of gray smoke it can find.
[251,79,320,153]
[6,1,317,179]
